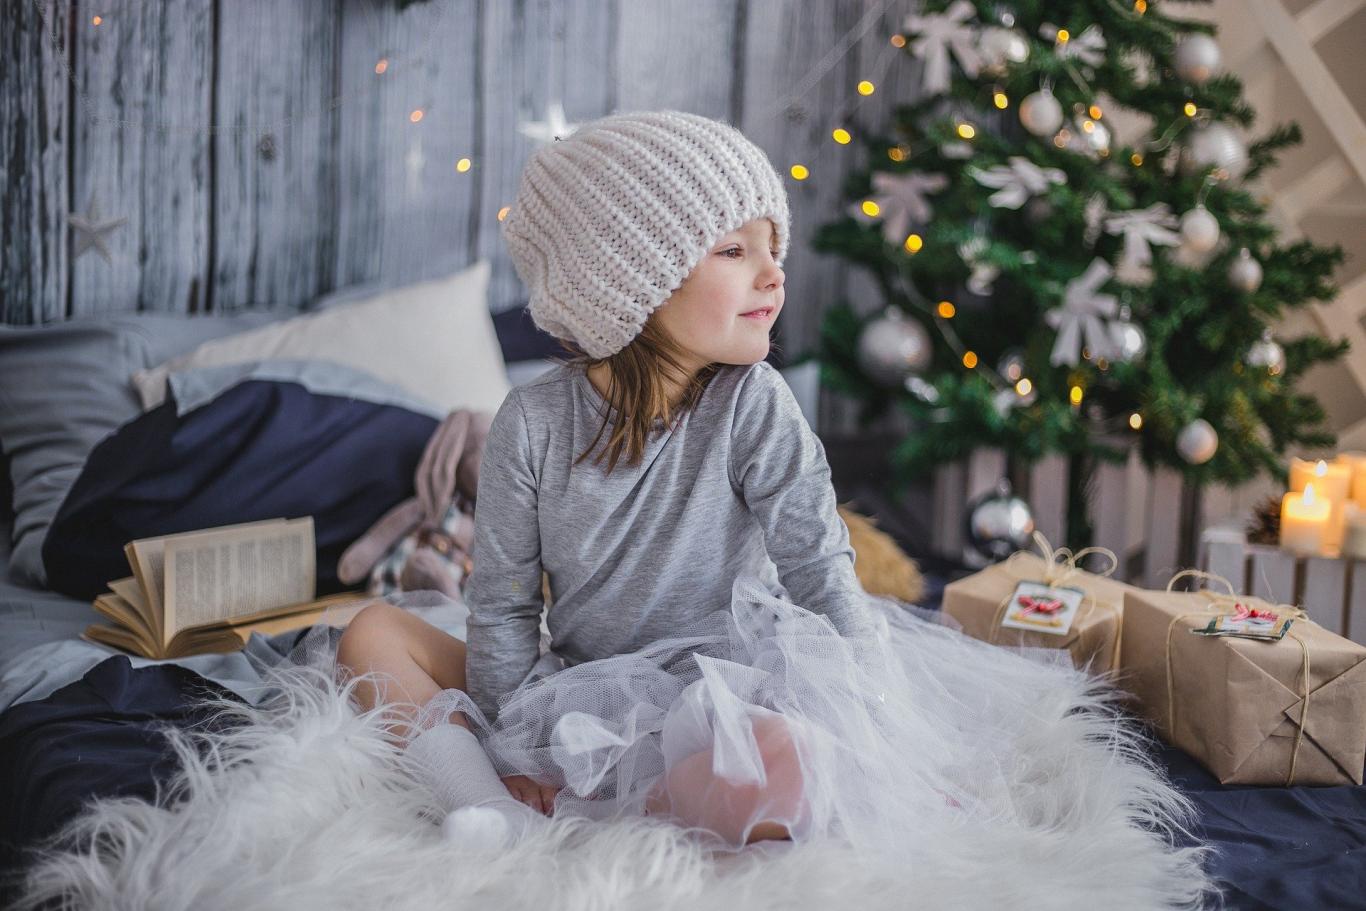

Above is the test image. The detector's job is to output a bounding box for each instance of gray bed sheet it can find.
[0,511,476,715]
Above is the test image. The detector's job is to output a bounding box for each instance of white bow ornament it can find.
[1104,203,1181,272]
[1045,258,1119,366]
[849,170,949,246]
[904,0,982,95]
[970,157,1067,209]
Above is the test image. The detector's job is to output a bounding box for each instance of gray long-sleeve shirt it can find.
[462,358,874,722]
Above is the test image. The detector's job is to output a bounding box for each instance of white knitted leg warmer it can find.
[404,722,549,848]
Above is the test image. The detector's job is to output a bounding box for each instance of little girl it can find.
[335,110,1207,880]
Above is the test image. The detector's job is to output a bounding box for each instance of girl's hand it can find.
[500,774,561,816]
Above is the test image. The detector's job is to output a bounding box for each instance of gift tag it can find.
[1191,613,1293,642]
[1000,581,1085,636]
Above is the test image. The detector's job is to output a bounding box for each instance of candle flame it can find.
[1304,482,1317,504]
[1315,459,1328,476]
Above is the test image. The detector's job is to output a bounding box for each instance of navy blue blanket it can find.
[42,379,439,602]
[1,658,1362,908]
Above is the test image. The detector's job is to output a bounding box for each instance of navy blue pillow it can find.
[43,378,439,601]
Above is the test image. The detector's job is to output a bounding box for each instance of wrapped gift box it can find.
[1119,586,1366,786]
[942,551,1133,674]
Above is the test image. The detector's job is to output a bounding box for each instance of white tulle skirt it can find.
[376,573,1199,860]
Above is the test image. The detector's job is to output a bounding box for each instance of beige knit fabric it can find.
[500,109,791,359]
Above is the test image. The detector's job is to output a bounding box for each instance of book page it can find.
[162,517,316,637]
[108,576,148,616]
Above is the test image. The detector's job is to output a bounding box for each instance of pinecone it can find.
[1245,493,1282,545]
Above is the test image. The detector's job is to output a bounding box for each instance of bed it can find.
[0,274,1363,909]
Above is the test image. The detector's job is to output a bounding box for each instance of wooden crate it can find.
[1201,525,1366,645]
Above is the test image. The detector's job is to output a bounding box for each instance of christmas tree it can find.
[812,0,1347,549]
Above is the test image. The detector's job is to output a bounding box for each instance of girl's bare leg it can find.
[645,714,805,845]
[335,601,472,745]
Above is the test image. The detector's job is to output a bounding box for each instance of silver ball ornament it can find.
[1180,206,1220,253]
[856,308,933,387]
[965,479,1036,563]
[1246,328,1285,376]
[1019,89,1064,137]
[1176,418,1219,465]
[1180,122,1249,180]
[1109,306,1147,362]
[1174,33,1221,85]
[1228,247,1263,293]
[979,26,1029,75]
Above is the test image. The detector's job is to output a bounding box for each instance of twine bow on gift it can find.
[988,532,1124,669]
[1162,569,1313,786]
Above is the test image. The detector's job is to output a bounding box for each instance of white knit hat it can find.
[501,109,791,359]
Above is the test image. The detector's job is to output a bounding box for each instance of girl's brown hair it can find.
[549,313,720,474]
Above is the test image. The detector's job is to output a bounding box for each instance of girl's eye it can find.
[720,248,782,259]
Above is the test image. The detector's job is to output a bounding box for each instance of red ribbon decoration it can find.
[1231,602,1277,623]
[1017,594,1065,616]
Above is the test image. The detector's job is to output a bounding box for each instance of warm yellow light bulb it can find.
[963,351,979,369]
[1131,152,1144,166]
[1057,28,1071,43]
[497,206,510,221]
[904,233,923,253]
[1016,378,1033,396]
[410,109,424,123]
[1089,104,1103,120]
[993,91,1009,109]
[956,123,976,140]
[1135,0,1148,13]
[1069,385,1084,405]
[91,14,102,25]
[887,146,906,162]
[832,128,852,144]
[789,164,809,180]
[456,158,472,172]
[891,34,907,48]
[1129,412,1143,430]
[937,301,956,319]
[375,58,389,74]
[1081,119,1095,133]
[1184,101,1198,117]
[857,80,875,96]
[861,200,881,217]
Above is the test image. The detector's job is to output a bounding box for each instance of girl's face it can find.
[651,218,785,374]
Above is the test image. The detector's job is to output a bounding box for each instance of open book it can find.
[82,517,372,659]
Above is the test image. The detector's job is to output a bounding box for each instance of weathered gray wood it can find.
[70,0,213,315]
[932,460,966,559]
[0,0,71,324]
[1144,467,1185,588]
[1091,443,1132,575]
[335,0,480,290]
[1247,543,1299,605]
[1301,555,1347,633]
[480,0,614,316]
[1029,454,1068,552]
[212,2,339,312]
[1347,561,1366,645]
[1203,537,1249,593]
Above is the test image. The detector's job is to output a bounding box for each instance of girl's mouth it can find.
[741,307,775,320]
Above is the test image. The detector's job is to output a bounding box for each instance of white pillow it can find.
[132,260,511,416]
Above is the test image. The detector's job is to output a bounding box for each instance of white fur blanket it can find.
[10,654,1218,910]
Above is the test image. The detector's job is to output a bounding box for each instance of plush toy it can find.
[337,409,492,599]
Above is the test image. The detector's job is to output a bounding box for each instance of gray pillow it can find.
[0,310,293,588]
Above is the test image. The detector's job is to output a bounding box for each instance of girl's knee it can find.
[336,602,402,669]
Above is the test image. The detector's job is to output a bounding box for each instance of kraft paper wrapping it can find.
[1118,586,1366,786]
[942,551,1133,675]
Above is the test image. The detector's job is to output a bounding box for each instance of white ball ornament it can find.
[1228,247,1263,293]
[1177,418,1219,465]
[857,308,933,387]
[1180,206,1220,253]
[1174,33,1221,85]
[1019,89,1064,137]
[979,26,1029,75]
[1246,328,1285,375]
[1180,122,1249,180]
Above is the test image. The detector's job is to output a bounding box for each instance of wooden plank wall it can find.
[0,0,922,403]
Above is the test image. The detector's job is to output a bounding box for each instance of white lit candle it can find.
[1280,482,1330,556]
[1339,451,1366,508]
[1289,458,1350,553]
